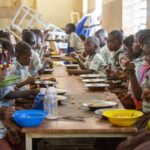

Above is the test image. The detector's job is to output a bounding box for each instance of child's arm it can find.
[71,52,87,70]
[38,58,53,74]
[5,89,39,99]
[126,62,142,100]
[16,77,35,88]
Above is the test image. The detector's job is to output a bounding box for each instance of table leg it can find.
[26,134,32,150]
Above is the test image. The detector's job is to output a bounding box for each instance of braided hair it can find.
[0,39,12,70]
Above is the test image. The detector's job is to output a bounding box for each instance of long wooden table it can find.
[23,66,136,150]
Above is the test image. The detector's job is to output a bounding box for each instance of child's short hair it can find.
[95,29,108,38]
[79,34,86,41]
[86,36,100,48]
[0,30,10,41]
[109,30,123,43]
[31,29,42,38]
[22,30,36,46]
[15,41,31,56]
[123,35,134,48]
[136,29,150,46]
[66,23,76,32]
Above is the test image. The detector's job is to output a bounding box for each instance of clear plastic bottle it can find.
[44,87,58,119]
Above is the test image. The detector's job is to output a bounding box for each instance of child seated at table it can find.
[71,36,105,74]
[105,30,127,81]
[65,23,84,55]
[0,40,38,103]
[31,29,46,60]
[22,30,49,75]
[0,42,36,150]
[95,29,110,65]
[116,42,150,150]
[107,30,124,70]
[119,29,150,109]
[123,34,134,61]
[12,42,39,96]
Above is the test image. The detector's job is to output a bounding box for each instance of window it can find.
[122,0,147,36]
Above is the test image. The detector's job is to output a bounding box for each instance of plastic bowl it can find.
[103,109,143,127]
[13,110,48,127]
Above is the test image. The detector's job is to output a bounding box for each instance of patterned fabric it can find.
[13,60,30,90]
[84,53,105,72]
[0,122,7,139]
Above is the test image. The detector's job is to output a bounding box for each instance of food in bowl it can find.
[103,109,143,127]
[82,100,118,111]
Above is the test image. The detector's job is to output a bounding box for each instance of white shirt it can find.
[84,53,105,72]
[67,32,84,52]
[108,47,124,70]
[97,45,110,65]
[29,50,43,75]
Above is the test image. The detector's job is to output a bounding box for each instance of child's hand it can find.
[30,89,39,96]
[124,62,135,74]
[25,77,35,84]
[141,89,150,102]
[71,52,79,59]
[105,68,115,76]
[41,44,48,52]
[120,57,130,70]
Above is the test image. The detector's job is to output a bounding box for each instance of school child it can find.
[0,41,38,150]
[30,29,46,60]
[119,33,144,108]
[123,35,134,61]
[107,30,124,70]
[95,29,110,64]
[116,41,150,150]
[22,30,44,75]
[0,41,39,105]
[71,36,105,73]
[11,42,39,96]
[65,23,84,55]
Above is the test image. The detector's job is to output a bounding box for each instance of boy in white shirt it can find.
[71,36,105,73]
[22,30,43,75]
[65,23,84,55]
[95,29,110,65]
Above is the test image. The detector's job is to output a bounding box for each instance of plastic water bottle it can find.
[32,88,46,110]
[44,87,58,119]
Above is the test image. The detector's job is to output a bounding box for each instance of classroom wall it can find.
[88,0,96,12]
[0,0,82,29]
[147,0,150,28]
[36,0,82,28]
[102,0,122,32]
